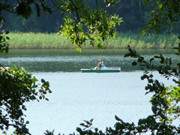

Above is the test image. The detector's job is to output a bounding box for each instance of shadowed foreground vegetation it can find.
[8,32,179,49]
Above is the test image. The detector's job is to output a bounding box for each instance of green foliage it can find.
[143,0,180,33]
[7,32,179,49]
[104,0,120,6]
[8,32,72,49]
[0,31,9,53]
[0,17,9,52]
[44,130,55,135]
[0,67,51,134]
[0,0,51,18]
[123,45,180,134]
[1,2,52,134]
[1,0,179,33]
[58,0,122,48]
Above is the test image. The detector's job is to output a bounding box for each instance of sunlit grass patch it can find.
[8,32,179,49]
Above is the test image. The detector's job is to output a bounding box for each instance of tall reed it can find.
[8,32,179,49]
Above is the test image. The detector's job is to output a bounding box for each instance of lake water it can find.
[0,49,179,134]
[26,72,152,135]
[0,49,179,72]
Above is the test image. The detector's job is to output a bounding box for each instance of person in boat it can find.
[101,60,106,68]
[95,59,106,70]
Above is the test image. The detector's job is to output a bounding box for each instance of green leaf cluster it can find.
[0,67,51,134]
[58,0,122,48]
[0,31,9,53]
[143,0,180,33]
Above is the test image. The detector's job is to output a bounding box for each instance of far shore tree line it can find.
[2,0,180,33]
[0,0,180,135]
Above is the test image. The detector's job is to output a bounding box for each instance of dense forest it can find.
[2,0,180,33]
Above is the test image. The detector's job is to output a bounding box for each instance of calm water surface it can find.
[0,49,178,134]
[0,49,179,72]
[26,72,153,135]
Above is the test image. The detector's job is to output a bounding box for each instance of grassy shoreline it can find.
[8,32,179,49]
